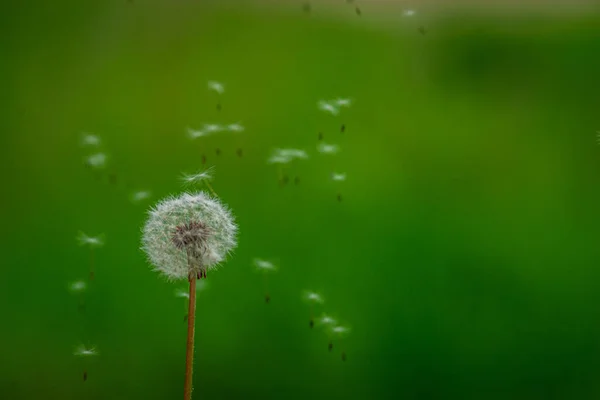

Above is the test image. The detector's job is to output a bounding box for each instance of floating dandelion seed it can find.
[207,81,224,95]
[253,258,278,303]
[330,325,351,361]
[85,153,107,169]
[69,280,87,312]
[318,314,337,327]
[203,124,225,134]
[142,191,237,400]
[317,143,340,155]
[403,9,416,17]
[181,168,218,197]
[80,132,101,147]
[74,345,98,382]
[187,127,211,140]
[268,154,292,164]
[226,123,245,132]
[303,291,324,328]
[318,100,339,116]
[69,280,87,293]
[77,232,104,280]
[131,190,152,204]
[334,98,352,108]
[331,172,346,182]
[74,345,98,357]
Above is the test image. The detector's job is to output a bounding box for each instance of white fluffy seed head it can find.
[74,345,98,357]
[69,280,87,293]
[141,192,238,281]
[76,232,105,248]
[253,258,277,273]
[303,290,324,304]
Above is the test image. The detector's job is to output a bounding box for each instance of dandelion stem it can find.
[184,277,197,400]
[205,181,218,197]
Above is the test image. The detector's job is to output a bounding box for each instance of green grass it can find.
[2,2,600,399]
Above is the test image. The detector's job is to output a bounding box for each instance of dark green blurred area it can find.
[2,1,600,399]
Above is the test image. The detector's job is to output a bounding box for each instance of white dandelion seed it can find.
[202,124,225,134]
[318,100,340,116]
[334,98,352,107]
[85,153,107,169]
[226,123,245,132]
[74,345,98,357]
[303,291,324,304]
[208,81,225,95]
[331,172,346,182]
[267,148,309,164]
[186,127,211,140]
[141,191,238,281]
[180,167,214,187]
[318,314,337,327]
[76,232,105,248]
[331,325,351,337]
[131,190,152,204]
[80,133,101,147]
[253,258,277,272]
[403,9,416,17]
[317,143,340,155]
[68,280,87,293]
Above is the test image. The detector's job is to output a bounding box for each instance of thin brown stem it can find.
[184,277,197,400]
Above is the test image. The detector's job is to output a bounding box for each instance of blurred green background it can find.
[2,1,600,399]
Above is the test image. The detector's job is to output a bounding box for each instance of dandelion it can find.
[77,232,104,280]
[74,345,98,382]
[208,81,224,111]
[69,280,87,312]
[187,127,211,140]
[331,172,346,182]
[253,258,278,303]
[208,80,224,95]
[142,191,237,400]
[268,149,309,185]
[302,291,324,328]
[85,153,107,169]
[318,100,339,116]
[329,325,351,359]
[317,143,340,155]
[403,9,416,17]
[180,167,217,197]
[69,280,87,293]
[226,123,245,132]
[80,132,101,147]
[130,190,152,204]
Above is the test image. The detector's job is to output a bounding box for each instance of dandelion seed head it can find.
[80,132,101,147]
[74,345,98,357]
[253,258,277,272]
[85,153,107,169]
[334,98,352,107]
[141,192,238,281]
[317,143,340,155]
[318,100,340,116]
[331,172,347,182]
[208,81,225,95]
[303,290,324,304]
[131,190,152,204]
[76,232,105,248]
[226,123,245,132]
[69,280,87,293]
[180,167,214,187]
[318,314,337,326]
